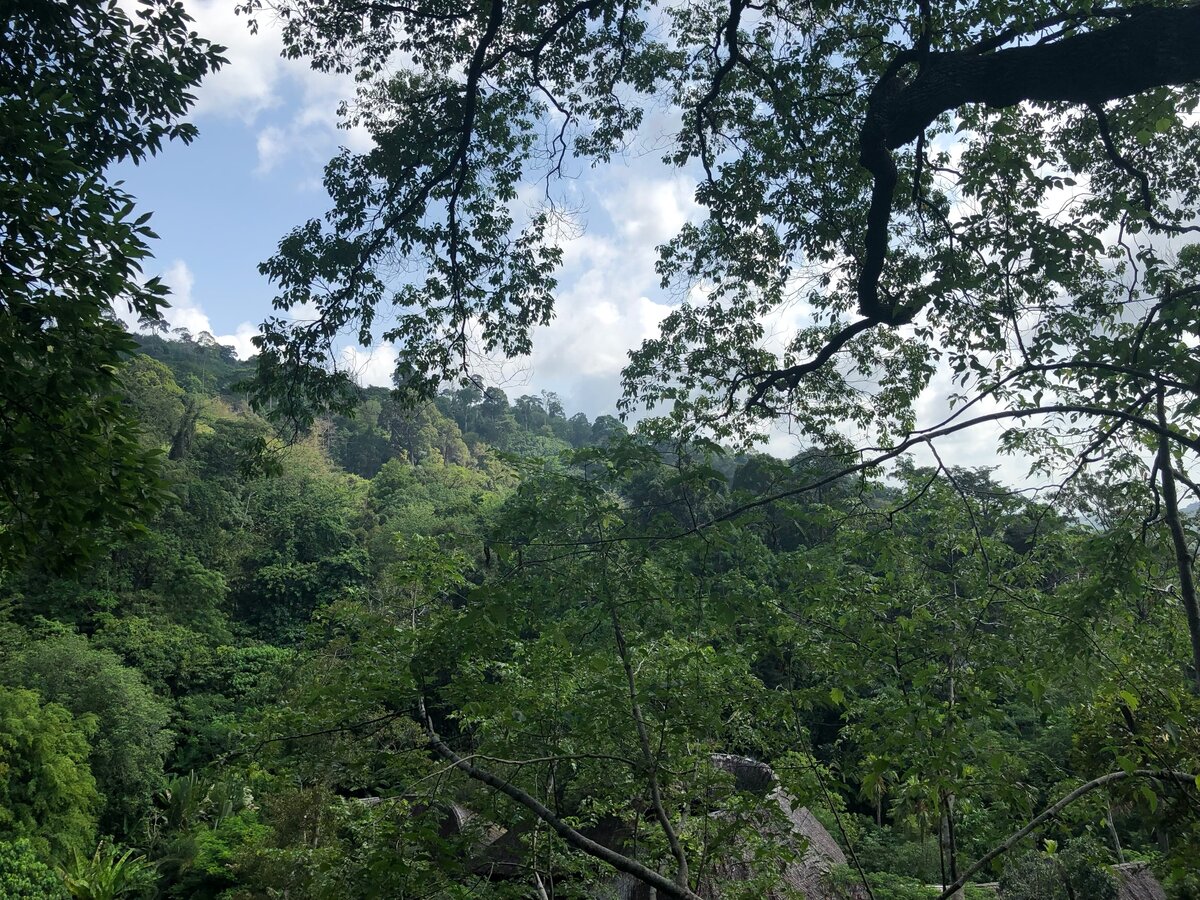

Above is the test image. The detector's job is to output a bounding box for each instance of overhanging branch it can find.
[418,696,703,899]
[858,3,1200,317]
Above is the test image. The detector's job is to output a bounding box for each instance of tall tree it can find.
[240,1,1200,647]
[242,0,1199,433]
[0,0,223,566]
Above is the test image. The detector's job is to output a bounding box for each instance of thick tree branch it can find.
[418,697,703,899]
[446,0,507,299]
[742,316,877,410]
[883,5,1200,150]
[935,769,1198,900]
[858,3,1200,316]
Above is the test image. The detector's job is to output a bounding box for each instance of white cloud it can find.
[181,0,373,177]
[255,126,287,174]
[135,259,261,360]
[599,172,698,247]
[340,343,398,388]
[510,168,695,413]
[184,0,291,122]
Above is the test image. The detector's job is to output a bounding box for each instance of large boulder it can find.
[698,786,847,898]
[1115,862,1166,900]
[467,753,851,898]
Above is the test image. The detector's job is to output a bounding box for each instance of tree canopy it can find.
[0,0,224,566]
[244,0,1200,451]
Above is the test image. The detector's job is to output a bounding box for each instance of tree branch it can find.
[935,769,1198,900]
[1156,387,1200,692]
[610,604,690,889]
[858,3,1200,315]
[417,696,703,899]
[1090,101,1200,235]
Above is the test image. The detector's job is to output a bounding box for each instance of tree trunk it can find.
[1106,807,1125,864]
[1157,389,1200,693]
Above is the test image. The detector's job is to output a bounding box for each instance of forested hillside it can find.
[0,335,1196,899]
[7,0,1200,897]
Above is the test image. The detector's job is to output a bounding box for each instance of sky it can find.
[112,0,1033,481]
[112,0,693,418]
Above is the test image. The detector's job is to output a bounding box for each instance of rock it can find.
[699,755,848,899]
[1115,862,1166,900]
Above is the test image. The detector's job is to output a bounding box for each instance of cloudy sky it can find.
[112,0,1035,480]
[112,1,694,414]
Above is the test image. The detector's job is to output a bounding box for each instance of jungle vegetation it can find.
[3,0,1200,898]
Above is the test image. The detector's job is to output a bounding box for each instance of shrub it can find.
[59,843,155,900]
[0,839,69,899]
[999,844,1117,900]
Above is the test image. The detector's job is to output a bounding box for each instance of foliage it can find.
[2,633,173,835]
[59,844,155,900]
[850,822,944,885]
[0,0,223,566]
[0,839,68,900]
[119,356,188,451]
[1166,869,1200,900]
[0,687,99,859]
[998,843,1118,900]
[828,867,998,900]
[230,448,369,643]
[3,332,1199,897]
[132,334,247,394]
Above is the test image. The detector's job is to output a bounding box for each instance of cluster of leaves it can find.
[0,0,224,567]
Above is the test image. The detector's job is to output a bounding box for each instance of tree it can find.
[0,839,69,899]
[243,0,1199,432]
[255,452,807,899]
[0,1,223,566]
[234,1,1200,889]
[3,634,174,838]
[230,447,369,643]
[119,355,188,451]
[0,687,99,860]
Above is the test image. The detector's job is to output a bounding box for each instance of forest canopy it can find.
[3,1,1200,899]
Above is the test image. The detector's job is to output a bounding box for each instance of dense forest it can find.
[5,0,1200,898]
[1,333,1196,899]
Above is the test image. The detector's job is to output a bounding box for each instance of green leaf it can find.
[1140,785,1158,813]
[1118,690,1139,712]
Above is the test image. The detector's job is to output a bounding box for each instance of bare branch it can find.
[936,769,1199,900]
